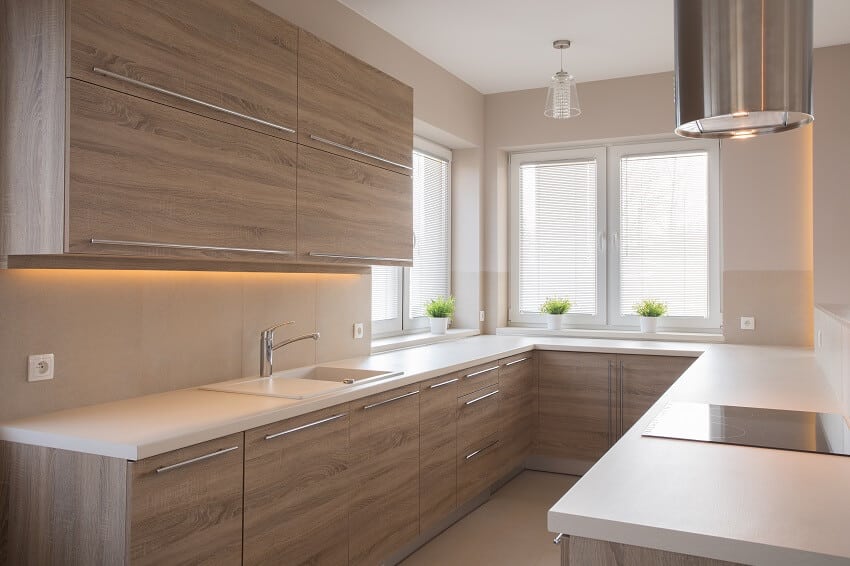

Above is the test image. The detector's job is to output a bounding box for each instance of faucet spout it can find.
[273,332,321,351]
[259,323,320,378]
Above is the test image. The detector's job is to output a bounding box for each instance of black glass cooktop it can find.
[643,401,850,457]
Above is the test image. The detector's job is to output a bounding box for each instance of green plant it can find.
[540,297,572,315]
[425,295,456,318]
[633,299,668,317]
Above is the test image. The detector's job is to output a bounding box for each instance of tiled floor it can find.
[402,471,579,566]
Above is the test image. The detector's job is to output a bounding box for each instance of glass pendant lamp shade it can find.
[544,39,581,119]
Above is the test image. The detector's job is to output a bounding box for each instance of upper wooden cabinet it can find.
[68,0,298,141]
[298,30,414,176]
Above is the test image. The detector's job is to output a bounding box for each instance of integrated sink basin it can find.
[200,366,403,400]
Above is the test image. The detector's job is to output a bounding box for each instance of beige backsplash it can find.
[0,269,371,421]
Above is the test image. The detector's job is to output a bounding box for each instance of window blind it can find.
[518,159,598,315]
[371,265,401,322]
[618,151,709,318]
[409,151,450,319]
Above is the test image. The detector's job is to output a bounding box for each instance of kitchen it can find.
[1,0,849,565]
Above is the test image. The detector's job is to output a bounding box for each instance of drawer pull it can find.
[464,389,500,406]
[465,365,500,379]
[92,67,296,134]
[503,357,530,367]
[155,446,239,473]
[553,533,569,545]
[309,134,413,172]
[308,252,413,265]
[264,412,348,440]
[90,238,294,256]
[465,439,499,461]
[363,390,419,410]
[429,377,459,389]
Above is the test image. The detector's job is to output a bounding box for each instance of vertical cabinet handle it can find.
[607,361,613,447]
[619,361,625,437]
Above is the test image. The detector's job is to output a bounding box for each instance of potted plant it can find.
[633,299,668,333]
[425,295,455,335]
[540,297,572,330]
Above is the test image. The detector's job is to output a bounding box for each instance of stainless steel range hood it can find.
[674,0,813,139]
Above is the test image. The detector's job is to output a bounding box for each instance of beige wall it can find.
[482,66,821,345]
[813,44,850,305]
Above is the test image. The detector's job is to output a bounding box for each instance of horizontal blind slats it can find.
[410,152,449,318]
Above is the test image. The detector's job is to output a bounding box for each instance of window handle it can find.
[598,231,607,255]
[611,232,620,249]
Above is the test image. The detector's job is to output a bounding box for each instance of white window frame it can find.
[372,138,452,338]
[509,137,721,332]
[607,139,721,332]
[509,146,607,327]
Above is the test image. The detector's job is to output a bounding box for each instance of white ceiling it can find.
[339,0,850,94]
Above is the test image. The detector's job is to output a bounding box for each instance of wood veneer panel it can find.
[419,373,458,533]
[569,536,742,566]
[618,354,694,437]
[498,353,535,476]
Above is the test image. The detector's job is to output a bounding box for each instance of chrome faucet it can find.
[259,321,320,377]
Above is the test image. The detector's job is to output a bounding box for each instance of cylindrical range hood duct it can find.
[674,0,813,139]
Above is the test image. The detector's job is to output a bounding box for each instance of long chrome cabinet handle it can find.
[464,389,499,406]
[155,446,239,473]
[607,361,612,447]
[363,390,418,410]
[92,67,296,134]
[264,412,348,440]
[91,238,294,256]
[429,377,459,389]
[465,439,499,460]
[465,365,500,379]
[309,134,413,172]
[553,533,569,545]
[308,252,413,265]
[503,357,530,367]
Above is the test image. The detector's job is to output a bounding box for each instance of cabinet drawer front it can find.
[457,433,501,505]
[128,433,244,566]
[244,406,350,566]
[420,374,459,533]
[68,80,297,260]
[457,384,500,456]
[298,30,413,175]
[499,355,535,474]
[297,145,413,265]
[69,0,297,140]
[458,361,501,397]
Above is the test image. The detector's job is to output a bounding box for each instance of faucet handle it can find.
[262,320,295,334]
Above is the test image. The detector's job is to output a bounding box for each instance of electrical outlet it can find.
[28,353,55,382]
[479,310,485,322]
[740,316,755,331]
[353,322,364,339]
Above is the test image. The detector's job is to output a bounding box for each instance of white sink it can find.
[200,366,402,400]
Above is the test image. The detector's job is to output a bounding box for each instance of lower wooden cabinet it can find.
[457,383,501,504]
[618,355,695,436]
[127,433,244,566]
[419,373,459,533]
[498,354,536,477]
[243,406,351,566]
[349,385,421,565]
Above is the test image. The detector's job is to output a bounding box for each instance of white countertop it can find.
[0,335,706,460]
[548,344,850,566]
[817,303,850,326]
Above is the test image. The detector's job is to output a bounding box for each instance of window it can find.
[510,138,719,332]
[372,140,451,336]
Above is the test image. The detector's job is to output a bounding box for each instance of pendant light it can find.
[674,0,813,139]
[544,40,581,119]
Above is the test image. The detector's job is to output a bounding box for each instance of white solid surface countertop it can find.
[548,344,850,566]
[0,335,707,460]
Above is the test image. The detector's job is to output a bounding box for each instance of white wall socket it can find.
[28,353,55,382]
[740,316,755,331]
[479,310,485,322]
[353,322,364,339]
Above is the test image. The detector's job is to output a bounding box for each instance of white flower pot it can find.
[546,314,565,330]
[640,316,659,333]
[429,317,449,335]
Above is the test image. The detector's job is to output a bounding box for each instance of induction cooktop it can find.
[643,401,850,457]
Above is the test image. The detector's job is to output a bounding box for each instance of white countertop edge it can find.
[371,328,481,353]
[497,326,725,343]
[546,514,849,566]
[816,303,850,326]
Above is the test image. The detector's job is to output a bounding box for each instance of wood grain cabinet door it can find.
[419,373,459,534]
[67,80,297,260]
[498,354,535,477]
[297,145,413,265]
[457,384,501,504]
[127,433,244,566]
[298,29,413,176]
[243,406,350,566]
[349,385,420,566]
[617,355,695,437]
[68,0,298,141]
[537,352,615,464]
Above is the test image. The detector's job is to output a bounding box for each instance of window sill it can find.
[496,326,724,343]
[371,328,481,354]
